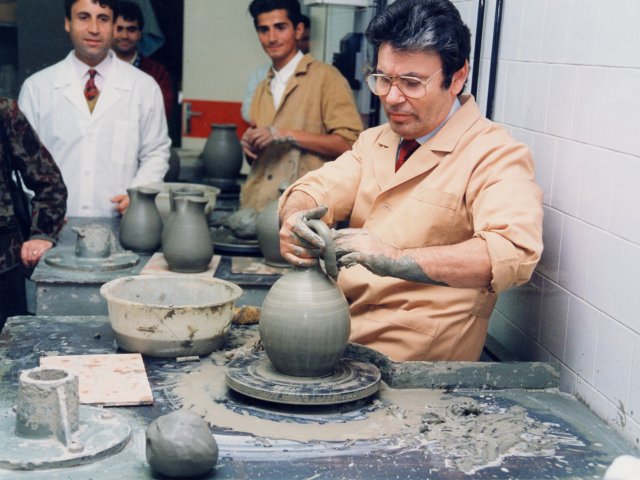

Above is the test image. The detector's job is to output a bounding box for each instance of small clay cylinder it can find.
[15,368,80,443]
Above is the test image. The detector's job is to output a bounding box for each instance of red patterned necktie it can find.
[84,68,99,101]
[395,139,421,172]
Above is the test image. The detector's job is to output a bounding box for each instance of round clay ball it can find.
[146,410,218,478]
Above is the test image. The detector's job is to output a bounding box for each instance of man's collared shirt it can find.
[270,50,304,109]
[71,49,114,91]
[411,98,462,146]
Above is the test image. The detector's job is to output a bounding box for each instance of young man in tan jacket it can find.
[240,0,362,211]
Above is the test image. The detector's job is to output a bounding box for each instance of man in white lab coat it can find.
[18,0,170,218]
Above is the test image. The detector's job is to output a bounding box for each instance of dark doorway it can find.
[145,0,184,145]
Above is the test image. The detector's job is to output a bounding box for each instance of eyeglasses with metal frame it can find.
[365,68,443,99]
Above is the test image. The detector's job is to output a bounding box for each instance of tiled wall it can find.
[453,0,640,449]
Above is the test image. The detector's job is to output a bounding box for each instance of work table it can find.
[0,315,634,479]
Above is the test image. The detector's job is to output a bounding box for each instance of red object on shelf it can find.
[182,99,250,139]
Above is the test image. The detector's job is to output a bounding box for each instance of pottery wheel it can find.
[44,248,140,272]
[0,406,131,470]
[225,351,381,405]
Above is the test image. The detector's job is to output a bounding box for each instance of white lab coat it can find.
[19,51,170,217]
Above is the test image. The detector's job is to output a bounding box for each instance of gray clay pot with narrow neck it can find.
[119,187,162,254]
[200,123,243,179]
[162,197,214,273]
[259,219,350,377]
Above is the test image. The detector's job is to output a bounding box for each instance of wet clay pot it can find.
[259,219,350,377]
[255,195,288,267]
[162,197,214,273]
[119,187,162,254]
[200,123,243,180]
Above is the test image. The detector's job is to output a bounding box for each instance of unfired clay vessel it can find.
[259,219,350,377]
[161,188,205,245]
[200,123,243,180]
[162,197,213,273]
[119,187,162,254]
[146,410,218,478]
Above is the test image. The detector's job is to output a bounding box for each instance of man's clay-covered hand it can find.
[333,228,398,276]
[280,204,328,267]
[334,228,448,285]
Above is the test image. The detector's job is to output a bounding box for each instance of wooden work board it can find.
[40,353,154,406]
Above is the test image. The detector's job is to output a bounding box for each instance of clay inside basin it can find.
[100,276,243,358]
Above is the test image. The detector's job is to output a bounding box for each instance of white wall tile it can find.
[629,337,640,425]
[608,152,640,244]
[593,0,634,67]
[617,242,640,335]
[492,59,508,122]
[576,144,614,229]
[502,60,527,127]
[509,126,532,146]
[612,414,640,452]
[559,363,577,394]
[546,65,577,139]
[564,296,598,383]
[522,63,551,133]
[550,139,581,216]
[540,279,569,360]
[540,0,571,64]
[575,376,617,428]
[584,229,623,317]
[558,216,591,298]
[602,68,640,157]
[474,58,491,115]
[516,0,546,62]
[498,0,523,61]
[571,66,608,146]
[530,132,556,205]
[478,0,495,62]
[627,2,640,68]
[565,0,599,65]
[594,314,634,405]
[538,206,563,281]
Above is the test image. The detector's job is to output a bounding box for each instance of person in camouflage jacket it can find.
[0,97,67,331]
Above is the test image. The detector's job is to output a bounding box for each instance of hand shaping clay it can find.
[145,410,218,478]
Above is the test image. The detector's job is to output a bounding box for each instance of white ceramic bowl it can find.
[100,275,242,358]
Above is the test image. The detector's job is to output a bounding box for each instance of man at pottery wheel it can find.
[278,0,543,361]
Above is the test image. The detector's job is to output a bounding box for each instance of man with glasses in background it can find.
[277,0,543,362]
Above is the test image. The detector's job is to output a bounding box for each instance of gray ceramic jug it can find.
[200,124,243,180]
[259,219,350,377]
[162,197,214,273]
[119,187,162,254]
[161,187,205,245]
